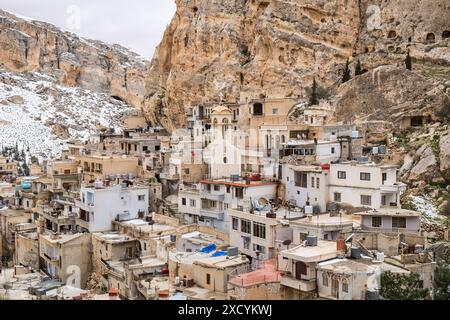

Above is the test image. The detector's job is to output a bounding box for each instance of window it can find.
[206,273,211,285]
[382,173,387,184]
[253,222,266,239]
[334,192,342,202]
[184,168,190,175]
[272,108,279,115]
[361,195,372,206]
[392,217,407,229]
[311,177,315,188]
[360,172,371,181]
[316,178,320,189]
[138,195,146,201]
[253,244,265,254]
[322,273,329,287]
[235,188,244,199]
[232,217,239,230]
[253,103,263,116]
[241,219,251,234]
[243,237,250,250]
[338,171,347,179]
[294,172,308,188]
[372,216,382,228]
[214,185,220,191]
[190,199,196,207]
[331,147,335,154]
[342,279,349,293]
[226,186,231,193]
[182,198,187,206]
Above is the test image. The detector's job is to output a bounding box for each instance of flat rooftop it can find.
[317,258,409,275]
[120,219,176,233]
[291,213,357,228]
[228,259,281,287]
[194,255,248,270]
[281,241,338,263]
[355,208,421,217]
[200,179,276,188]
[93,232,136,243]
[41,233,84,244]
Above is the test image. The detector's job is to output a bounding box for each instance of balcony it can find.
[76,218,90,230]
[200,191,225,202]
[199,208,224,220]
[160,172,180,180]
[281,275,316,292]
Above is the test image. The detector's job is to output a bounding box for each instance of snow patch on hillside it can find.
[0,69,132,158]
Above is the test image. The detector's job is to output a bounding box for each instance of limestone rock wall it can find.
[0,10,147,108]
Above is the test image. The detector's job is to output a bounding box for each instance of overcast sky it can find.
[0,0,176,58]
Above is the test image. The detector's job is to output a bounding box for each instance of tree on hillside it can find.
[405,50,412,70]
[342,59,351,83]
[309,78,319,106]
[380,271,429,300]
[355,59,362,76]
[434,260,450,300]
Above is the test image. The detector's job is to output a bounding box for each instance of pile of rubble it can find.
[421,221,449,241]
[85,273,106,295]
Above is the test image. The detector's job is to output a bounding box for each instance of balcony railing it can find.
[280,275,316,292]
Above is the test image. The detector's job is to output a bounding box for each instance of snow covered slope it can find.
[0,68,133,158]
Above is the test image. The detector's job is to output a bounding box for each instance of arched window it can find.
[223,157,228,164]
[213,118,218,125]
[222,118,229,124]
[342,278,349,293]
[281,135,286,143]
[322,273,329,287]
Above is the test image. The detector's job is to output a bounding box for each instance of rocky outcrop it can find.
[145,0,450,130]
[409,145,442,184]
[0,10,147,108]
[439,133,450,182]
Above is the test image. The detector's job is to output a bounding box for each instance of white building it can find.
[178,179,277,232]
[228,207,297,261]
[282,164,329,212]
[76,184,149,232]
[328,162,406,210]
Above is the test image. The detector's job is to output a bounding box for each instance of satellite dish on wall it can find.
[283,240,292,248]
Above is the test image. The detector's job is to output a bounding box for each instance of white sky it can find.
[0,0,176,58]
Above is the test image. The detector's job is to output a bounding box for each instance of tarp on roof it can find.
[211,251,228,257]
[200,243,216,254]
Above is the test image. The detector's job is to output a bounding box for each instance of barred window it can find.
[241,219,251,234]
[253,222,266,239]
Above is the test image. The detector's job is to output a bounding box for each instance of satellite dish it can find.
[283,240,292,247]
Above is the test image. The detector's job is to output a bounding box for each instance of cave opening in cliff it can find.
[192,6,198,13]
[426,33,436,43]
[388,30,397,39]
[410,116,424,127]
[443,30,450,39]
[111,96,125,102]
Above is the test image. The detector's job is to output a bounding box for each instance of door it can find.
[295,261,307,280]
[331,278,339,299]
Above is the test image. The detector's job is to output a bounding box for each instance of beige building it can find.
[39,233,92,289]
[15,231,39,271]
[78,154,139,182]
[168,252,249,294]
[0,156,17,176]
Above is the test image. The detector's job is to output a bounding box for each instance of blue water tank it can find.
[21,181,32,190]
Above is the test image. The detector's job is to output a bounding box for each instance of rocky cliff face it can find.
[145,0,450,130]
[0,10,147,108]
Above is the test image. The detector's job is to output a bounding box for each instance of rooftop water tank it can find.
[351,131,359,138]
[376,252,385,262]
[227,247,239,257]
[304,206,314,215]
[373,147,379,154]
[21,181,31,190]
[306,236,318,247]
[330,134,338,142]
[351,247,362,259]
[378,145,387,154]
